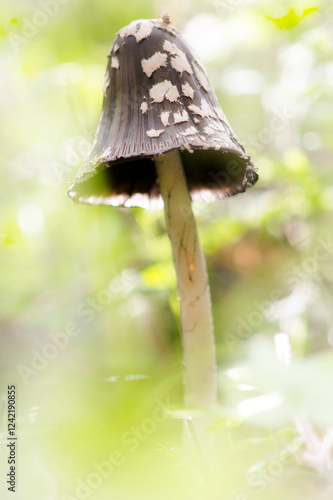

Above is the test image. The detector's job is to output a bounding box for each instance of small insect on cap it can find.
[68,15,258,208]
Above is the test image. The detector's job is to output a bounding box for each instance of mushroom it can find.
[68,14,258,411]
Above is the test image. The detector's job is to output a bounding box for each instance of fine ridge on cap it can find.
[68,17,258,209]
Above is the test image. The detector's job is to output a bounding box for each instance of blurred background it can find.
[1,0,333,499]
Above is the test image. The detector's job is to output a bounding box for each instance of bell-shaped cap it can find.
[68,17,258,208]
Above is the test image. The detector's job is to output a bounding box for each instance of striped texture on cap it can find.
[68,18,258,208]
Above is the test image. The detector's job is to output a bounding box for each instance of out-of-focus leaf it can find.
[267,7,318,29]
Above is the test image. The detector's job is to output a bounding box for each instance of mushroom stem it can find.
[155,149,217,409]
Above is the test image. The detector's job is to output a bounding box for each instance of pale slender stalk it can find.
[155,149,217,409]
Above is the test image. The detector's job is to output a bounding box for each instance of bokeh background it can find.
[1,0,333,499]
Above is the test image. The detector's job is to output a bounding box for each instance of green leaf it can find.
[267,7,318,30]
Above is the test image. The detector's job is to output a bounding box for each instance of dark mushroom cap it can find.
[68,18,258,208]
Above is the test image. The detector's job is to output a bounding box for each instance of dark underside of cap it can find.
[68,148,258,208]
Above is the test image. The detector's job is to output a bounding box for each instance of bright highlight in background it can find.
[238,392,284,417]
[17,203,45,235]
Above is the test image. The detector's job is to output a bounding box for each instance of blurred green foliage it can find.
[1,0,333,499]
